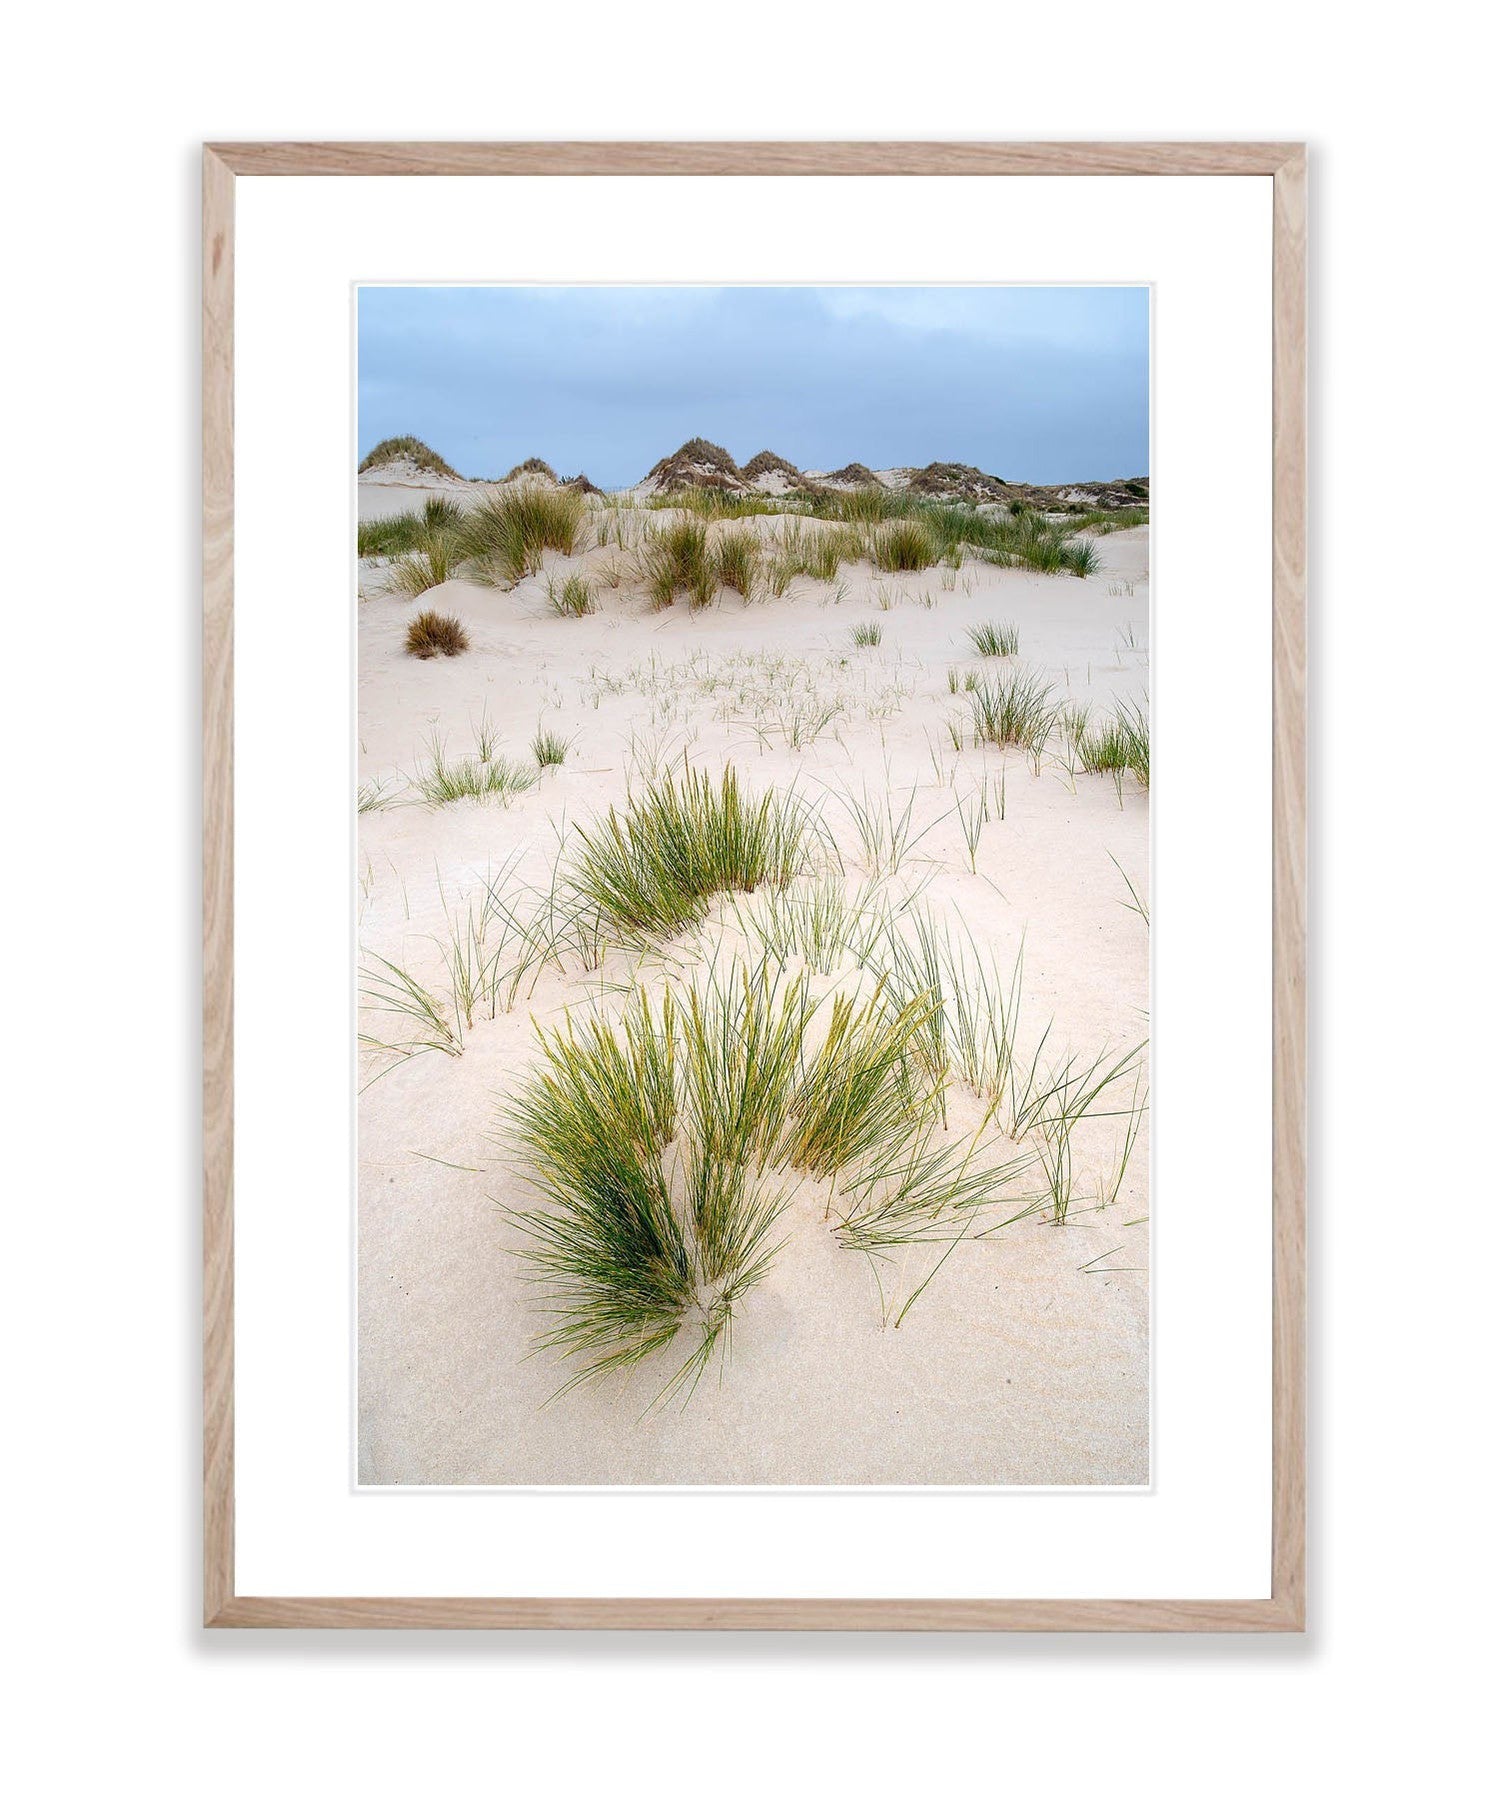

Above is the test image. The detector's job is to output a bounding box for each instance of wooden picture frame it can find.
[203,140,1306,1630]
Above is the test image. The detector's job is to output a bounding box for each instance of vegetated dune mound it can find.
[905,461,1012,503]
[359,435,463,482]
[819,462,878,490]
[501,457,559,484]
[359,433,1149,517]
[641,436,747,494]
[878,463,1150,512]
[741,449,803,492]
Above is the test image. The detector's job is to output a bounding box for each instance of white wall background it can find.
[3,5,1492,1794]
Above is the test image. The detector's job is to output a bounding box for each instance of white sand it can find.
[357,503,1150,1485]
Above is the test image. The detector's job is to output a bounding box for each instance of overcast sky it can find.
[358,286,1149,487]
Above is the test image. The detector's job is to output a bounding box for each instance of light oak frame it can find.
[203,140,1306,1631]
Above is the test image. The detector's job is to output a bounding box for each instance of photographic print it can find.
[356,284,1151,1487]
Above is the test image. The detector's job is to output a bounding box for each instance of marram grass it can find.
[967,620,1020,658]
[641,518,716,610]
[569,765,812,940]
[456,485,585,584]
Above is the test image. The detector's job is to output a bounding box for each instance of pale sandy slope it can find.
[356,507,1150,1485]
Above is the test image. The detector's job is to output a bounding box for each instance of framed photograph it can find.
[204,141,1305,1629]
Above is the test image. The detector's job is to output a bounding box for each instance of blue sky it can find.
[358,286,1149,487]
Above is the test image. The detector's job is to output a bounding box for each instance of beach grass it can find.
[641,518,716,610]
[967,620,1020,658]
[456,485,585,583]
[872,517,940,573]
[545,571,596,617]
[570,764,811,940]
[713,528,761,599]
[967,668,1056,752]
[412,736,537,804]
[531,727,571,769]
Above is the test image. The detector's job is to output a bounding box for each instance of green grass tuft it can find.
[967,620,1020,658]
[532,727,571,769]
[456,485,585,584]
[967,668,1055,751]
[641,518,716,609]
[713,528,761,599]
[545,571,596,617]
[872,517,940,572]
[570,765,811,940]
[411,736,536,803]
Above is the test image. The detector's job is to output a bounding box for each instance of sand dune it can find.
[356,490,1150,1486]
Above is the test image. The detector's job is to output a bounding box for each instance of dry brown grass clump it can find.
[405,609,470,658]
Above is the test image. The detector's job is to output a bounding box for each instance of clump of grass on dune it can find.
[362,495,465,567]
[822,484,910,525]
[531,727,571,769]
[544,571,596,617]
[359,512,425,558]
[967,668,1056,752]
[1080,697,1150,792]
[503,959,934,1399]
[818,524,869,578]
[506,989,702,1392]
[872,517,940,573]
[781,980,934,1179]
[967,620,1019,658]
[760,518,867,588]
[650,487,788,522]
[456,484,585,584]
[570,765,811,940]
[641,518,716,610]
[501,899,1135,1388]
[712,528,761,600]
[850,620,882,648]
[411,735,535,803]
[389,535,458,597]
[730,876,887,978]
[833,1120,1038,1273]
[1065,505,1149,535]
[404,609,469,658]
[977,510,1102,578]
[1058,536,1101,577]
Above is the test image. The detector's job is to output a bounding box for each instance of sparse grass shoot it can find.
[532,727,571,769]
[412,736,537,804]
[545,572,596,617]
[967,620,1020,658]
